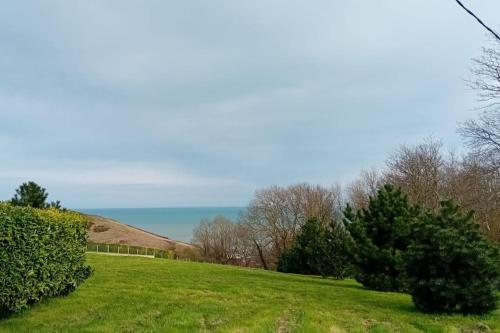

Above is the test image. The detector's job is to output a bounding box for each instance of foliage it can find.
[11,181,48,208]
[10,181,62,209]
[0,204,91,315]
[345,184,419,292]
[1,254,498,332]
[405,200,500,314]
[47,200,62,209]
[277,218,353,279]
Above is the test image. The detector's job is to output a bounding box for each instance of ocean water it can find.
[78,207,245,243]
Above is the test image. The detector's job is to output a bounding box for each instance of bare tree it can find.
[459,110,500,170]
[238,210,273,270]
[460,41,500,170]
[442,154,500,242]
[350,139,499,242]
[240,183,342,269]
[346,168,383,211]
[233,222,255,266]
[192,215,239,264]
[386,139,444,210]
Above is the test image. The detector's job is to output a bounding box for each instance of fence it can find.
[86,242,176,259]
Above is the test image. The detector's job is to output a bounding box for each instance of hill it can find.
[1,254,498,332]
[85,214,197,253]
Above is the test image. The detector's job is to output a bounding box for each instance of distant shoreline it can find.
[80,207,244,243]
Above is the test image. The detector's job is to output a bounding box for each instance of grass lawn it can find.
[1,254,499,333]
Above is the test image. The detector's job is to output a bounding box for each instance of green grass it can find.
[1,254,499,333]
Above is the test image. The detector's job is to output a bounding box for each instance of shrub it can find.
[345,184,419,292]
[0,204,91,315]
[405,201,500,314]
[277,218,352,279]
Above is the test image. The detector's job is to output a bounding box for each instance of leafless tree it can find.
[346,168,383,211]
[459,110,500,170]
[233,222,255,266]
[386,139,444,210]
[442,154,500,242]
[240,183,343,269]
[192,215,240,264]
[192,215,260,266]
[460,41,500,170]
[350,139,499,242]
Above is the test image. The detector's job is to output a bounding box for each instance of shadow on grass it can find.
[0,307,12,320]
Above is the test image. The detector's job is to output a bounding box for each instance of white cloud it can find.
[0,161,244,187]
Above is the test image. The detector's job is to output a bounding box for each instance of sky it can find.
[1,1,499,208]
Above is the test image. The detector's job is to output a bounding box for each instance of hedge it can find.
[0,204,91,315]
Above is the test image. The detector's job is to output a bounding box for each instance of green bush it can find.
[405,201,500,314]
[345,185,419,292]
[277,218,353,279]
[0,204,91,315]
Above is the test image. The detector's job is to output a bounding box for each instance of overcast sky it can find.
[1,1,499,208]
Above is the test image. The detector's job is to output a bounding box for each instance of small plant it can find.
[405,201,500,314]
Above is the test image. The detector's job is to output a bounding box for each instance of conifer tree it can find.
[277,218,352,279]
[405,200,500,314]
[345,184,419,291]
[11,181,49,208]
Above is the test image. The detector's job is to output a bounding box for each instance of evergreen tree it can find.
[47,200,62,210]
[277,218,352,279]
[11,181,49,208]
[345,184,419,292]
[405,201,500,314]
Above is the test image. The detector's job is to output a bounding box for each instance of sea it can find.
[78,207,245,243]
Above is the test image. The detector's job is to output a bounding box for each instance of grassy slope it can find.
[1,254,499,333]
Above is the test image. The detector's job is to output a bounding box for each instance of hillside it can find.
[85,214,197,253]
[1,254,498,332]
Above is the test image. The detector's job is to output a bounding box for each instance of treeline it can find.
[192,136,500,314]
[194,138,499,267]
[193,175,499,314]
[193,183,343,269]
[349,139,499,242]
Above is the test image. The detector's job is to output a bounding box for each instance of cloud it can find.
[1,0,499,206]
[0,162,241,187]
